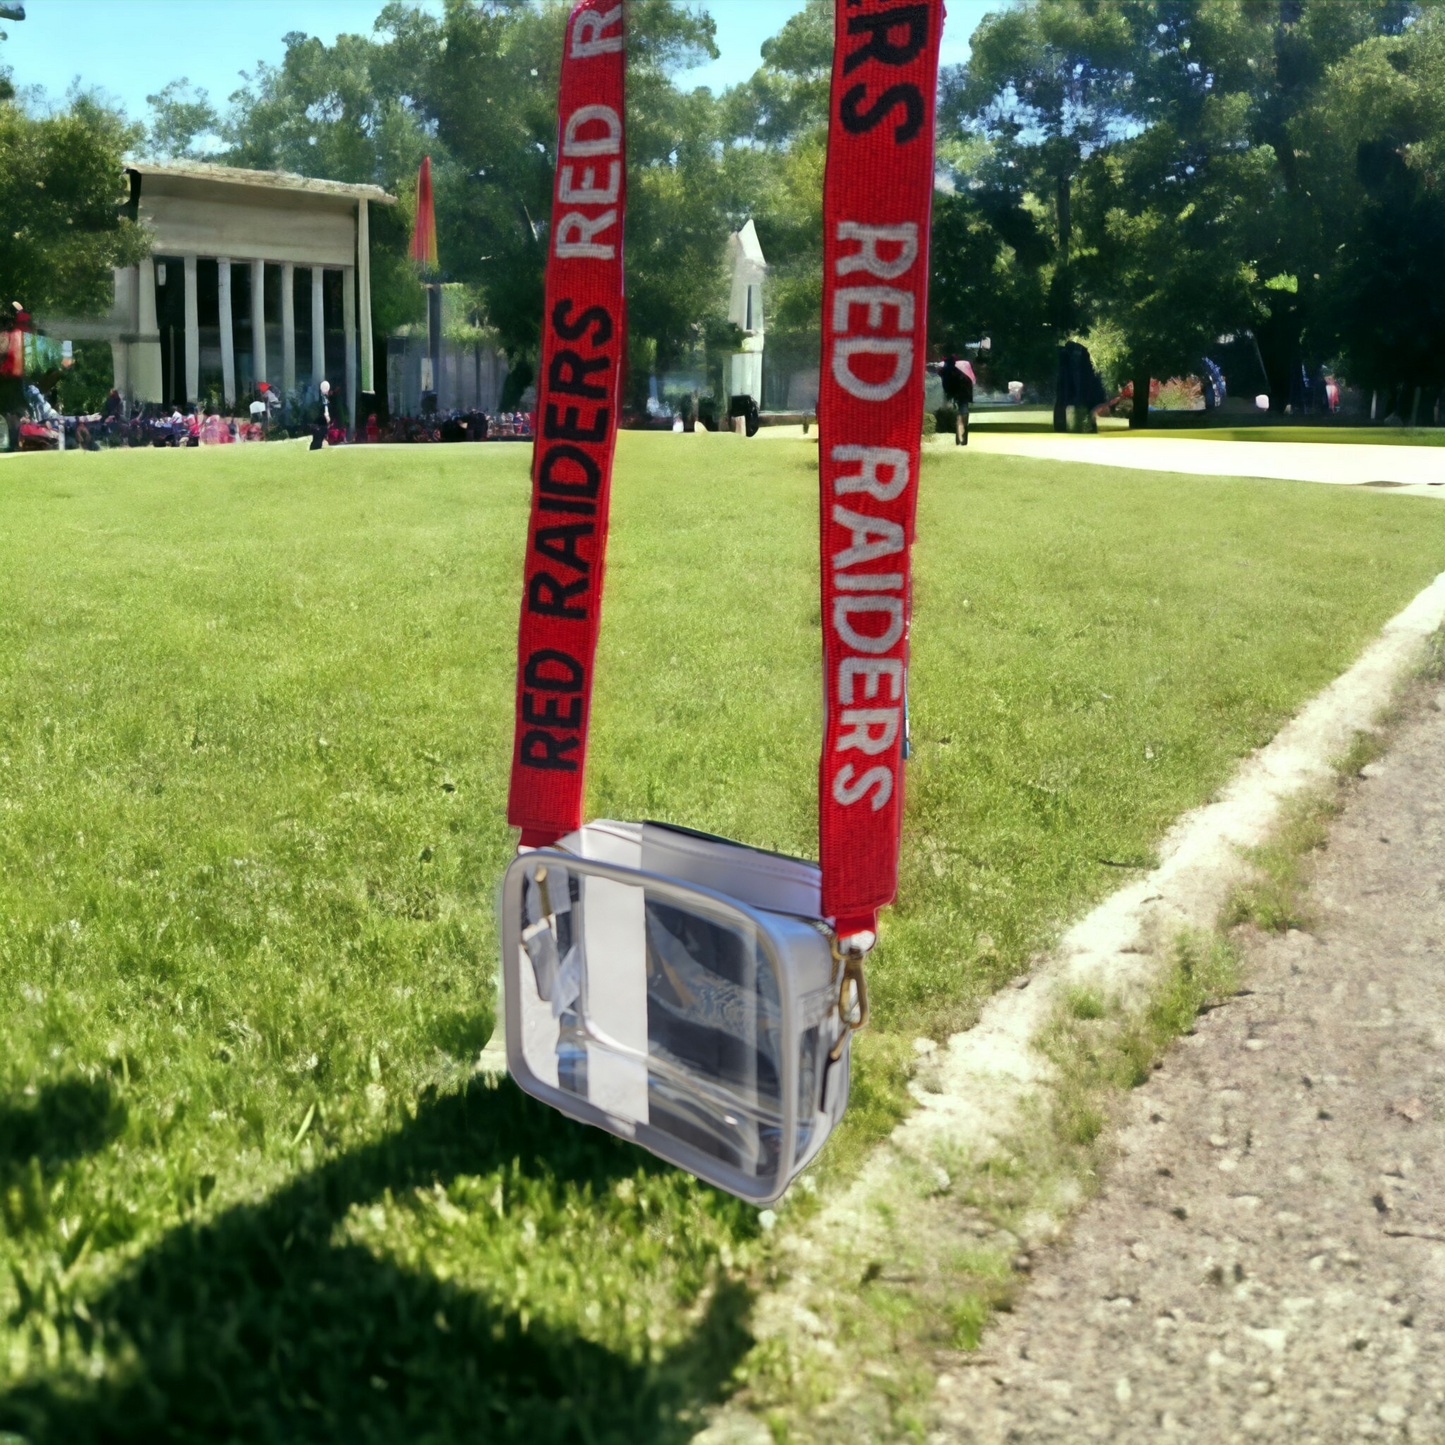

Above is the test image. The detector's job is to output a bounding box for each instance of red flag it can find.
[411,156,438,269]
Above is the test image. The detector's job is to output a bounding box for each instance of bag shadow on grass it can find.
[0,1075,128,1226]
[0,1077,127,1176]
[0,1076,753,1445]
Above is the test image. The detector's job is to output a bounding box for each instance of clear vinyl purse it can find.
[499,821,857,1204]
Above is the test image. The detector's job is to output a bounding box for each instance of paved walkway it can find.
[955,433,1445,497]
[933,684,1445,1444]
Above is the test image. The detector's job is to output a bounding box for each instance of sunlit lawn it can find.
[2,435,1444,1440]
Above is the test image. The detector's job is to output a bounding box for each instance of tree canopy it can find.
[939,0,1445,421]
[0,96,149,318]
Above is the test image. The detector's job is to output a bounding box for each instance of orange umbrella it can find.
[411,156,438,270]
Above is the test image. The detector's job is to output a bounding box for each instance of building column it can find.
[311,267,325,394]
[479,348,495,413]
[110,264,137,405]
[132,256,163,404]
[109,338,129,402]
[217,257,236,407]
[250,258,267,388]
[183,254,200,404]
[357,199,374,395]
[342,265,357,431]
[281,261,296,396]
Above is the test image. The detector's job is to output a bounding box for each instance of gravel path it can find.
[933,687,1445,1444]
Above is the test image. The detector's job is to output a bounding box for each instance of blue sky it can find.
[4,0,994,119]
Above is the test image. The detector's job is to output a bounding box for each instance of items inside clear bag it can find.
[515,860,787,1183]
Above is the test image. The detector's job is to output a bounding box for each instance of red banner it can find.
[818,1,944,935]
[507,0,627,846]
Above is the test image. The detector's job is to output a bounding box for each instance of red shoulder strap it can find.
[507,0,627,847]
[508,1,943,942]
[817,0,944,936]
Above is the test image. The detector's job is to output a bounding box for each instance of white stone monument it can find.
[726,219,766,408]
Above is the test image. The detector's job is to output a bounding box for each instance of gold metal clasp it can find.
[829,934,871,1060]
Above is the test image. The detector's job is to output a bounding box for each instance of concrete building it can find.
[44,163,395,423]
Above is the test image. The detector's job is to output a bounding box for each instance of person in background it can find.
[1053,340,1107,433]
[1201,356,1226,412]
[939,353,974,445]
[101,387,123,446]
[365,413,380,444]
[311,380,331,451]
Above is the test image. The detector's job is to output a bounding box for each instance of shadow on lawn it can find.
[1,1078,130,1238]
[0,1077,127,1178]
[0,1077,752,1445]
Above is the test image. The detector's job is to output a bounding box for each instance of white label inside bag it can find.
[518,944,561,1089]
[582,875,650,1124]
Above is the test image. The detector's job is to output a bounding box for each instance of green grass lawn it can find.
[3,435,1445,1441]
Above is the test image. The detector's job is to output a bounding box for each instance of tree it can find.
[0,90,147,427]
[1224,0,1419,408]
[1301,6,1445,413]
[0,95,149,318]
[941,1,1137,338]
[416,0,719,399]
[0,12,14,103]
[928,173,1055,388]
[937,0,1438,419]
[1065,4,1283,424]
[376,1,560,366]
[1073,98,1273,425]
[717,0,831,149]
[621,2,724,403]
[143,79,221,160]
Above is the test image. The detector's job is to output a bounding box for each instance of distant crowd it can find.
[367,410,534,444]
[6,385,537,452]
